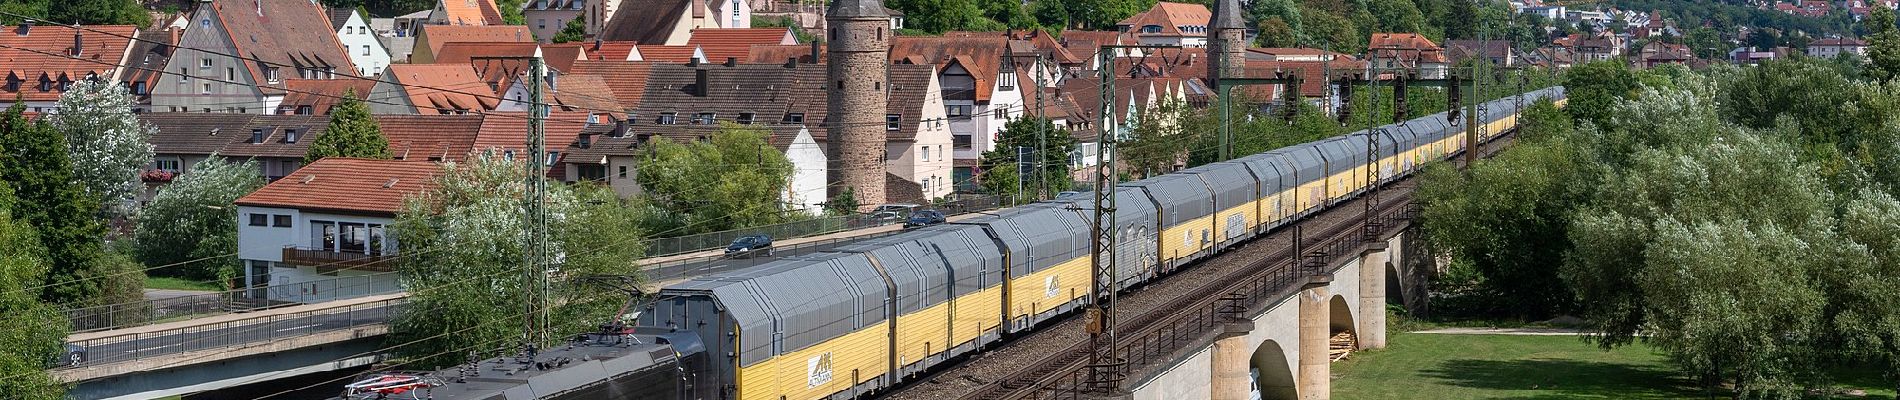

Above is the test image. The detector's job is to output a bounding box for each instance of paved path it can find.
[1409,327,1587,336]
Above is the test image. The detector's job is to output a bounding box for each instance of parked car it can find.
[725,234,773,258]
[904,210,947,228]
[869,211,904,225]
[50,343,84,367]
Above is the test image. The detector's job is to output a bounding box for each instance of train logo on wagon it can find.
[808,352,834,388]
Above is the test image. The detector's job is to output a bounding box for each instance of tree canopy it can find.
[49,79,154,214]
[306,91,392,163]
[0,104,110,304]
[634,123,796,234]
[0,179,68,400]
[390,154,645,368]
[979,117,1077,203]
[134,157,264,282]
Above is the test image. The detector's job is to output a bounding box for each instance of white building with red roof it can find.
[233,158,442,300]
[1115,2,1213,47]
[0,23,139,112]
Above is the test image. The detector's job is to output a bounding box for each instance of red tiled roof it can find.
[598,0,691,43]
[687,28,796,62]
[551,75,624,112]
[564,60,654,110]
[1812,38,1868,47]
[375,114,484,162]
[473,111,592,179]
[418,25,534,59]
[637,45,701,63]
[0,24,137,102]
[234,158,444,216]
[540,43,588,71]
[279,79,377,114]
[383,64,496,112]
[437,0,506,25]
[433,42,542,64]
[1369,33,1446,64]
[746,44,824,64]
[1116,2,1210,37]
[889,36,1010,102]
[583,41,639,61]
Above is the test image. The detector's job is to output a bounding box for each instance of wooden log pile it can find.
[1328,332,1356,362]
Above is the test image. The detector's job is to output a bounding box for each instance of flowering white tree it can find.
[50,79,154,212]
[134,156,262,282]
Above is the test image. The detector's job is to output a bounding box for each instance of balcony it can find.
[282,246,397,273]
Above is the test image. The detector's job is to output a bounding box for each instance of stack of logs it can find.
[1328,332,1356,362]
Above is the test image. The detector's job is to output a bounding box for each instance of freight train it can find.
[347,87,1566,400]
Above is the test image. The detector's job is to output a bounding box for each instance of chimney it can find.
[786,57,798,68]
[724,57,737,67]
[693,69,709,97]
[613,118,627,137]
[687,57,699,67]
[808,40,820,63]
[256,0,263,16]
[71,29,82,56]
[16,20,31,36]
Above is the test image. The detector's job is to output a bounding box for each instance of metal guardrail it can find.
[64,298,403,367]
[65,272,403,333]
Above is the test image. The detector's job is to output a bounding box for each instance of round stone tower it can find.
[1208,0,1247,91]
[826,0,890,209]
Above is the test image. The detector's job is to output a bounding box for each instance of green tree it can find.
[45,0,148,25]
[0,180,69,400]
[1869,7,1900,81]
[635,123,795,234]
[0,104,108,304]
[1122,100,1195,178]
[49,79,154,214]
[134,157,264,282]
[1249,0,1302,41]
[1064,0,1151,29]
[887,0,998,33]
[1030,0,1070,30]
[824,188,860,216]
[979,117,1077,202]
[1417,100,1591,318]
[306,91,392,163]
[551,16,587,43]
[1560,60,1641,127]
[1444,0,1478,39]
[1256,17,1297,48]
[390,155,644,368]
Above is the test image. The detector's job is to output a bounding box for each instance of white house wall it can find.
[235,206,402,301]
[784,128,826,214]
[338,12,392,76]
[155,7,270,113]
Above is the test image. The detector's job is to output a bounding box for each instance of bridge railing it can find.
[63,297,405,368]
[64,272,403,333]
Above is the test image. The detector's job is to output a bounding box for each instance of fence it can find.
[65,298,403,367]
[65,272,403,333]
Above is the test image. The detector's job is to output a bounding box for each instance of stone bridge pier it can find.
[1127,231,1412,400]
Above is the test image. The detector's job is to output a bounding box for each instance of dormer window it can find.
[265,67,280,83]
[737,112,755,124]
[694,112,715,124]
[783,113,805,123]
[283,128,300,143]
[659,112,677,124]
[886,114,900,131]
[250,128,265,143]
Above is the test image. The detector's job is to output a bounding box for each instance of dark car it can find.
[904,210,947,228]
[50,343,84,367]
[725,234,773,258]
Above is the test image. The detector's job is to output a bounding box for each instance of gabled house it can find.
[1445,39,1516,67]
[123,26,182,112]
[368,64,497,114]
[595,0,751,44]
[888,35,1029,185]
[328,8,391,76]
[375,114,485,162]
[562,60,655,111]
[0,23,139,112]
[686,27,797,62]
[410,24,534,63]
[233,158,442,300]
[1115,2,1213,48]
[153,0,357,114]
[1635,41,1696,68]
[428,0,506,26]
[214,115,333,181]
[523,0,585,43]
[1367,33,1446,79]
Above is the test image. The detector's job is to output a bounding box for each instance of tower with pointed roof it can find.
[826,0,890,208]
[1208,0,1246,91]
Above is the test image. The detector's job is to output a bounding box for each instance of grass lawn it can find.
[144,276,222,291]
[1334,332,1900,400]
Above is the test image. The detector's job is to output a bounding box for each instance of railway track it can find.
[883,129,1520,400]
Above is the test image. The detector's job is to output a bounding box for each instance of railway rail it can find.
[885,127,1521,400]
